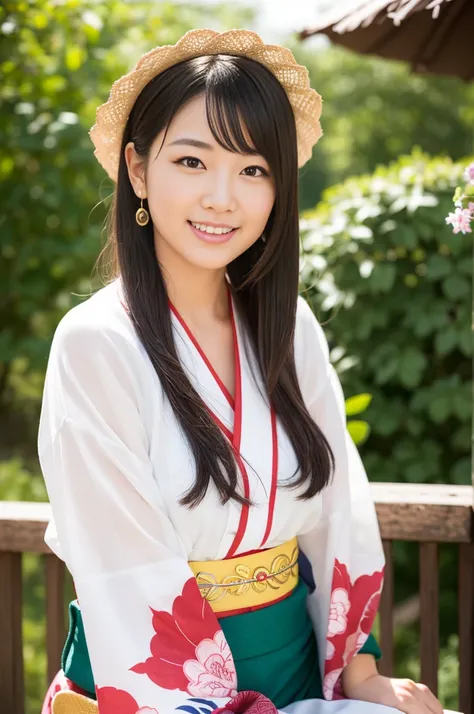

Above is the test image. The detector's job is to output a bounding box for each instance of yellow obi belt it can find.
[189,537,299,617]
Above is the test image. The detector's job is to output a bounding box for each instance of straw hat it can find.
[89,28,323,181]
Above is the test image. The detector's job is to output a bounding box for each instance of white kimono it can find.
[38,278,398,714]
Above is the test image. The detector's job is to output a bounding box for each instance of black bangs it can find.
[202,55,291,170]
[205,88,257,156]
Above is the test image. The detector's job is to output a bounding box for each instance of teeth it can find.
[191,222,234,235]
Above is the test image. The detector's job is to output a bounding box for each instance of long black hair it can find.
[98,53,335,507]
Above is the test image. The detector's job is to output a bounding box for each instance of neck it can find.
[156,239,230,324]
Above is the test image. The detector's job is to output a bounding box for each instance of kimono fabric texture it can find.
[53,558,382,708]
[38,278,392,714]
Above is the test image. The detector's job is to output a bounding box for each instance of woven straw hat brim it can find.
[89,28,322,181]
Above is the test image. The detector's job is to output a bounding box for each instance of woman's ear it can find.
[124,141,147,198]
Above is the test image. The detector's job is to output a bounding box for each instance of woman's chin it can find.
[184,254,234,272]
[176,245,243,272]
[155,232,256,273]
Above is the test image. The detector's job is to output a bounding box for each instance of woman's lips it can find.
[188,221,238,244]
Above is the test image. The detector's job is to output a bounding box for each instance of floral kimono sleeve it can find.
[38,311,238,714]
[294,298,385,700]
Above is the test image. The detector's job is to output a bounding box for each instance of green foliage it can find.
[0,0,256,455]
[0,457,47,501]
[346,393,372,445]
[301,150,471,489]
[292,45,474,210]
[0,3,257,711]
[394,624,459,710]
[300,151,472,664]
[0,0,257,370]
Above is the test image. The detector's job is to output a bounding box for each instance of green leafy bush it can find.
[300,151,472,662]
[0,0,257,458]
[301,150,471,488]
[292,43,474,211]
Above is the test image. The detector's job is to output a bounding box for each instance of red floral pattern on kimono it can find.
[41,671,90,714]
[323,560,384,701]
[96,686,159,714]
[214,690,278,714]
[131,577,238,698]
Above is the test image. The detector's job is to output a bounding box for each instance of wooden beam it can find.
[0,501,52,554]
[371,483,473,543]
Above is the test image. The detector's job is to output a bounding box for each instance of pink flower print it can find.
[446,207,472,234]
[359,590,383,636]
[323,668,343,700]
[468,202,474,214]
[183,630,237,698]
[323,560,384,701]
[131,578,236,696]
[357,629,369,650]
[326,639,335,660]
[342,628,369,664]
[328,587,350,636]
[463,162,474,185]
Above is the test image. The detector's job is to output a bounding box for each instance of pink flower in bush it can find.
[445,207,472,234]
[463,162,474,185]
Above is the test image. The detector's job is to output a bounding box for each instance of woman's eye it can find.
[175,157,268,176]
[242,166,268,177]
[176,156,203,169]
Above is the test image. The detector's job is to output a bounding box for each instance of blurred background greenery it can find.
[0,1,472,711]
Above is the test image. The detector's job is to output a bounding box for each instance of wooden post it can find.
[378,539,394,676]
[0,552,24,714]
[419,543,439,696]
[459,541,474,714]
[45,554,66,686]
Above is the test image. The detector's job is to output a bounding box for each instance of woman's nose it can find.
[201,175,237,213]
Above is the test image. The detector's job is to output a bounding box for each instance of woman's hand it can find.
[341,655,443,713]
[344,673,444,714]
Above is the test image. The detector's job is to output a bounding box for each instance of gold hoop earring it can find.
[135,197,150,226]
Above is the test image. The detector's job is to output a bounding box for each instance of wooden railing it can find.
[0,483,473,714]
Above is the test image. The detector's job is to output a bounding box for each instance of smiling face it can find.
[125,93,276,276]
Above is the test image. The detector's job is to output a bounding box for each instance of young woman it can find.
[39,29,444,714]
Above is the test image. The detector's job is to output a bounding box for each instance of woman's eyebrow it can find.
[166,136,265,160]
[167,138,214,150]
